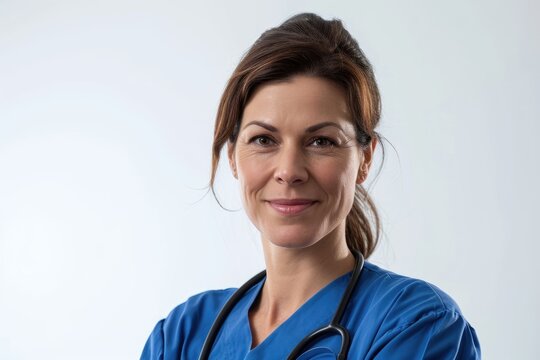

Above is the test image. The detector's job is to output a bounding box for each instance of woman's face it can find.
[229,75,375,250]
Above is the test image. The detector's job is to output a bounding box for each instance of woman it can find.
[141,13,481,359]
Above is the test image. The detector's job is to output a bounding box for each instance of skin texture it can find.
[228,75,377,348]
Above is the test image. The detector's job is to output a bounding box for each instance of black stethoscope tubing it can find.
[198,249,364,360]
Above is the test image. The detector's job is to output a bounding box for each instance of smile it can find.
[266,199,317,216]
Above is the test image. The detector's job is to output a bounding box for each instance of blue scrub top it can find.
[140,262,481,359]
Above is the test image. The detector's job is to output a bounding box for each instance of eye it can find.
[309,137,337,148]
[249,135,275,147]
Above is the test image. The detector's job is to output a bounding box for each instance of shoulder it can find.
[140,288,237,360]
[361,261,463,315]
[353,262,481,358]
[358,261,466,330]
[163,287,236,327]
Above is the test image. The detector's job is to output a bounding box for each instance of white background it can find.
[1,0,538,359]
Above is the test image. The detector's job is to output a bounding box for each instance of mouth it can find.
[266,199,317,216]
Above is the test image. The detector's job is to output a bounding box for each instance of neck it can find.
[254,230,355,327]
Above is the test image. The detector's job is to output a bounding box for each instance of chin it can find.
[264,226,321,249]
[269,239,314,249]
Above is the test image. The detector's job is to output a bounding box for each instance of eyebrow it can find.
[243,121,278,132]
[306,121,345,133]
[242,120,345,133]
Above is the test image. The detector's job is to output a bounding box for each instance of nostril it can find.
[275,173,308,185]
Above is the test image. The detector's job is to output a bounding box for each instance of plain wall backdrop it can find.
[1,0,538,359]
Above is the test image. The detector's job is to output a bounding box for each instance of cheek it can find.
[236,153,271,200]
[236,155,272,230]
[316,158,359,197]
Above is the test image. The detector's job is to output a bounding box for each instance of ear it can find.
[356,136,377,184]
[227,141,238,179]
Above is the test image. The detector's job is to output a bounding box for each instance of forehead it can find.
[241,75,351,126]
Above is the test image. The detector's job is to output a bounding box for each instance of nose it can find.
[273,144,309,185]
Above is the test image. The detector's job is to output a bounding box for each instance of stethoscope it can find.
[198,249,364,360]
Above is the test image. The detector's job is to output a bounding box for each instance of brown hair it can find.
[210,13,384,259]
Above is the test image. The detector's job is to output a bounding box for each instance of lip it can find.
[266,199,317,216]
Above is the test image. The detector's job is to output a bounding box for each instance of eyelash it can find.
[248,135,337,148]
[309,137,337,147]
[249,135,275,147]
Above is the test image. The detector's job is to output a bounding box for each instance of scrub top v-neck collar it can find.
[211,270,353,360]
